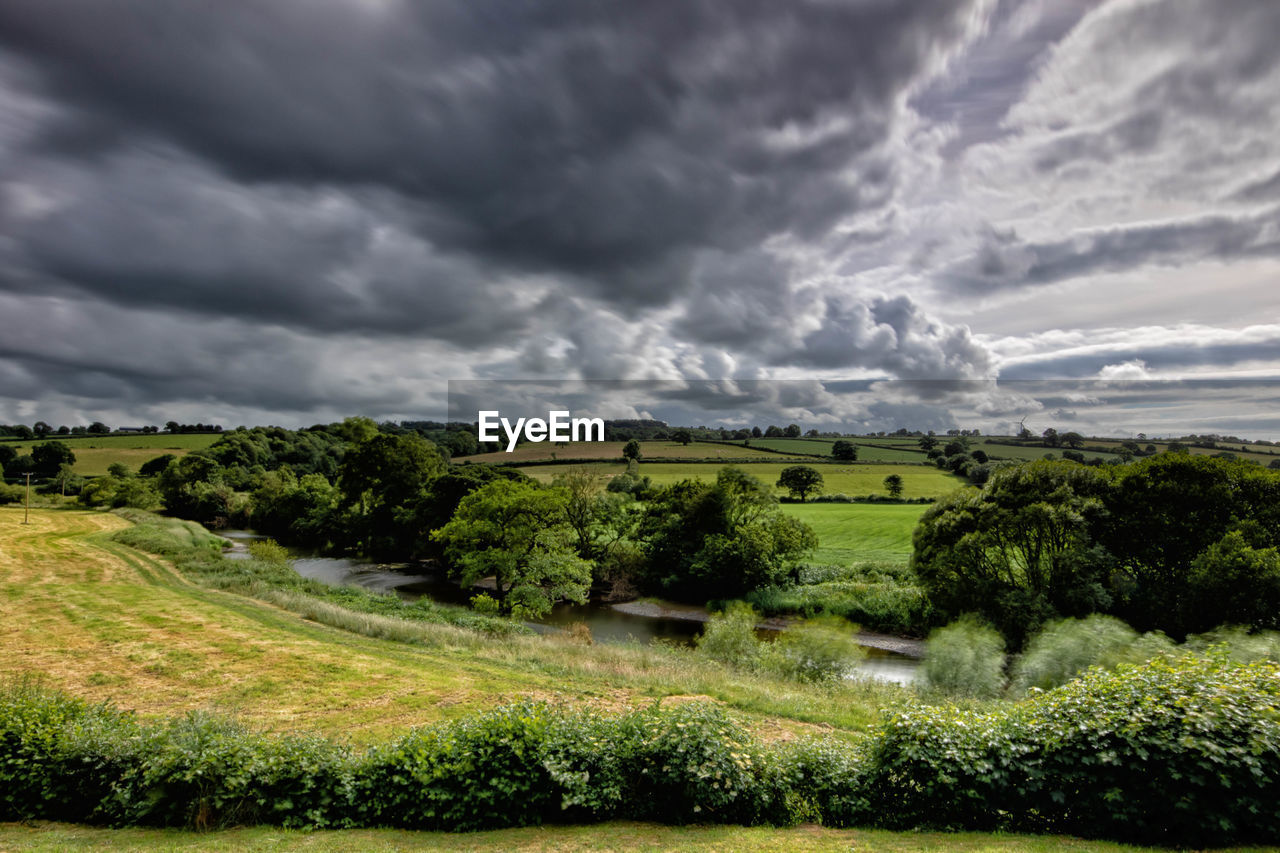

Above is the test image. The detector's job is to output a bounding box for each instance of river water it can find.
[221,530,920,685]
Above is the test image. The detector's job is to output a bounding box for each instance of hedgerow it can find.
[3,653,1278,844]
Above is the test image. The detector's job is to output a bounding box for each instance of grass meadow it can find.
[783,503,927,565]
[1,433,218,476]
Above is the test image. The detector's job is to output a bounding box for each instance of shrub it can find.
[354,701,557,830]
[921,616,1005,699]
[246,538,291,565]
[762,615,865,684]
[695,602,763,669]
[870,654,1280,845]
[1009,614,1171,695]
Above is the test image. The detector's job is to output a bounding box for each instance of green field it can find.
[467,439,799,464]
[517,461,966,500]
[782,503,928,565]
[1,433,219,476]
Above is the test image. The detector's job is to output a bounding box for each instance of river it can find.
[221,530,921,685]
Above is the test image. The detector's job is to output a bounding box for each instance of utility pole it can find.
[23,472,32,524]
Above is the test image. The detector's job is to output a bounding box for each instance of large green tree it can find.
[637,467,816,600]
[433,479,591,618]
[776,465,823,501]
[338,433,446,557]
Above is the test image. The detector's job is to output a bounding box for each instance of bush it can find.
[246,539,291,565]
[695,602,763,669]
[921,616,1005,699]
[762,615,865,684]
[1009,614,1171,695]
[871,654,1280,845]
[4,660,1280,844]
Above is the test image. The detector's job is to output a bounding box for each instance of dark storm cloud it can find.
[942,205,1280,294]
[0,0,983,315]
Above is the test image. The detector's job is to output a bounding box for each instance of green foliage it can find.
[870,654,1280,845]
[246,539,291,565]
[622,438,642,462]
[1186,528,1280,632]
[1009,614,1172,695]
[921,616,1006,699]
[882,473,903,498]
[433,479,591,618]
[746,562,930,637]
[637,467,817,600]
[6,656,1280,844]
[761,615,865,684]
[339,433,447,559]
[776,465,824,501]
[831,440,857,461]
[911,460,1115,645]
[695,602,764,669]
[30,441,75,476]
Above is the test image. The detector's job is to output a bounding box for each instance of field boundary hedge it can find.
[3,654,1277,844]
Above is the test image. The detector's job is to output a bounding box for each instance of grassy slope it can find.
[0,507,906,742]
[0,822,1178,852]
[783,503,927,565]
[517,461,965,499]
[1,434,219,476]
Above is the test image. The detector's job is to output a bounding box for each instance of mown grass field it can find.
[783,503,928,565]
[517,461,966,499]
[466,439,799,463]
[1,433,218,476]
[0,822,1179,852]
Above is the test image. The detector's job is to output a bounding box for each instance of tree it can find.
[87,422,110,435]
[671,429,693,446]
[783,424,802,438]
[918,435,938,451]
[31,441,75,477]
[33,421,53,437]
[434,479,591,618]
[883,473,904,498]
[764,425,784,438]
[831,440,857,461]
[911,461,1113,646]
[1042,427,1060,448]
[622,439,642,462]
[636,467,816,600]
[139,454,177,478]
[1061,431,1085,449]
[777,465,824,501]
[338,433,446,558]
[750,426,763,438]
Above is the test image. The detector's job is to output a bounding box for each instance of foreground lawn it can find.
[0,821,1202,852]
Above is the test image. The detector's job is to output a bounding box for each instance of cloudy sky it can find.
[2,0,1280,436]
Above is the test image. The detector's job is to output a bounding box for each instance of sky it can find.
[2,0,1280,437]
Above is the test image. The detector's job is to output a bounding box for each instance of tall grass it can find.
[920,615,1006,699]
